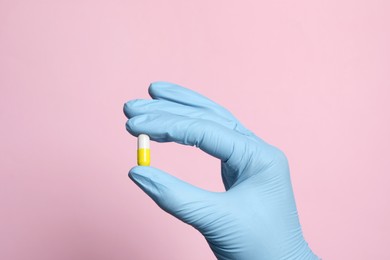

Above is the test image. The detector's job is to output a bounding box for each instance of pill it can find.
[137,134,150,166]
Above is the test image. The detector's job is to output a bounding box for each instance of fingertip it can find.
[129,165,160,177]
[128,167,136,180]
[128,166,153,183]
[128,166,142,180]
[148,81,176,98]
[123,102,130,118]
[123,99,145,118]
[125,119,135,135]
[148,82,160,97]
[123,99,139,119]
[129,165,154,176]
[128,166,162,200]
[128,166,165,197]
[129,165,145,175]
[125,115,148,135]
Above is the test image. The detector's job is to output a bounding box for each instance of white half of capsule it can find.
[137,134,150,149]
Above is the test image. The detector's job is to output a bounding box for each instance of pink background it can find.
[1,1,389,259]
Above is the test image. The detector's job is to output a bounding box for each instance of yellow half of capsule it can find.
[137,148,150,166]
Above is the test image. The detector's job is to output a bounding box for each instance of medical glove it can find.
[123,82,319,260]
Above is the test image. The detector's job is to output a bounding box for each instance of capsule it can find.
[137,134,150,166]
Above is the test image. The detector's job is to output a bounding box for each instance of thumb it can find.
[129,166,221,230]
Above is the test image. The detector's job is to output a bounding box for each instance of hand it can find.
[123,82,319,260]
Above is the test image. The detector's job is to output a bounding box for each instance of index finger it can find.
[148,81,235,119]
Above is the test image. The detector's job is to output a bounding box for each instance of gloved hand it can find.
[124,82,319,260]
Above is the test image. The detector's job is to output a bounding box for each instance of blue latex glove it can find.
[124,82,319,260]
